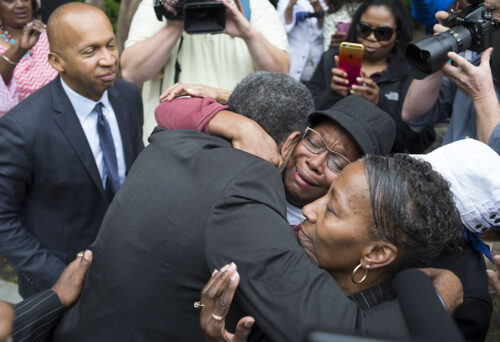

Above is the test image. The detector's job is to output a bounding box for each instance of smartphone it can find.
[336,20,351,35]
[337,42,364,88]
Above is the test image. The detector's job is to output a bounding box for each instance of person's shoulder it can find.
[150,129,275,169]
[149,128,230,149]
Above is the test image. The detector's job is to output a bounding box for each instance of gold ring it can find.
[194,301,205,309]
[211,313,224,321]
[77,251,84,257]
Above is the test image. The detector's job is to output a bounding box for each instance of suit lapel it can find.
[51,76,107,199]
[108,85,134,171]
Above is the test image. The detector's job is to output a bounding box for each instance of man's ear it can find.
[48,51,64,74]
[278,131,301,168]
[360,241,398,270]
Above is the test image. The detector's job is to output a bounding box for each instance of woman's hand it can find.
[160,83,231,104]
[330,55,349,97]
[200,263,255,342]
[18,20,45,52]
[350,71,379,105]
[309,0,323,12]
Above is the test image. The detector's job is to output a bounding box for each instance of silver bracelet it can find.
[1,54,19,66]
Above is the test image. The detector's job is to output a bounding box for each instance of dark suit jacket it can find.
[54,129,408,342]
[0,76,143,298]
[429,244,492,342]
[11,290,63,342]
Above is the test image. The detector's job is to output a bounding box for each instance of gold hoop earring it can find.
[351,264,369,284]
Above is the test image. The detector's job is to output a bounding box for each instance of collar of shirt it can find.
[59,77,126,188]
[60,78,112,120]
[286,201,306,226]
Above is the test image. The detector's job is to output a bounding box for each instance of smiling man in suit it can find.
[0,2,143,299]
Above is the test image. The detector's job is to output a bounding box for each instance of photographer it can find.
[121,0,289,142]
[402,3,500,154]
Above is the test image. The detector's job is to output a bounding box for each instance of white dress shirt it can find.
[60,78,126,188]
[277,0,327,81]
[287,201,306,226]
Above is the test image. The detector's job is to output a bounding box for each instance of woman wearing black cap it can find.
[307,0,435,153]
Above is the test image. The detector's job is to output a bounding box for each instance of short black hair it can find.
[364,154,463,268]
[228,72,313,146]
[346,0,413,57]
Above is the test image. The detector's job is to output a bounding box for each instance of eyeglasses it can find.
[302,127,351,174]
[357,22,396,42]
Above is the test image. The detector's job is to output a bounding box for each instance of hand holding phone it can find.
[337,42,364,88]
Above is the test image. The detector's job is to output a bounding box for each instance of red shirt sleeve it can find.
[154,97,229,134]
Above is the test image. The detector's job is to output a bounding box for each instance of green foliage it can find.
[106,0,120,32]
[0,256,17,283]
[73,0,119,32]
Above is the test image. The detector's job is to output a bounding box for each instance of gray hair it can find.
[228,72,313,146]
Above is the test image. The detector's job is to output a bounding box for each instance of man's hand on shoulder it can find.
[51,250,93,309]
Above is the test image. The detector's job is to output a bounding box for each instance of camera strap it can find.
[174,36,184,83]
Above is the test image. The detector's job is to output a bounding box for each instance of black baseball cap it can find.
[307,95,396,155]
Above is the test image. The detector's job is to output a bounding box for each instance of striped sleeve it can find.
[12,290,64,342]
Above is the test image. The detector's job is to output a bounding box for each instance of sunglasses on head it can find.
[357,22,396,42]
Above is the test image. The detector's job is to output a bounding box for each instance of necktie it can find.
[95,103,120,194]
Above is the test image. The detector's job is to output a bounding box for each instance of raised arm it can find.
[402,10,450,121]
[155,97,282,167]
[222,0,290,73]
[0,20,45,86]
[120,1,184,84]
[401,71,444,120]
[442,48,500,145]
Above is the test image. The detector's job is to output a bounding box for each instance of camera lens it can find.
[406,25,472,78]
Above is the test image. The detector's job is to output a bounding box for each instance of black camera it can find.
[154,0,226,34]
[406,0,498,78]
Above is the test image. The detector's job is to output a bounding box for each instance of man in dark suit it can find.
[54,73,408,342]
[0,2,143,299]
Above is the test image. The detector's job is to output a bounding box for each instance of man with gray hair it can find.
[54,72,400,341]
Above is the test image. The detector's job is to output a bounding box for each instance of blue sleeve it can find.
[410,0,454,33]
[488,123,500,155]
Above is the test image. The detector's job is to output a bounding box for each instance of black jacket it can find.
[308,48,435,153]
[54,129,409,342]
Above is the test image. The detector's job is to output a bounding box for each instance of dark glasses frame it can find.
[357,22,396,42]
